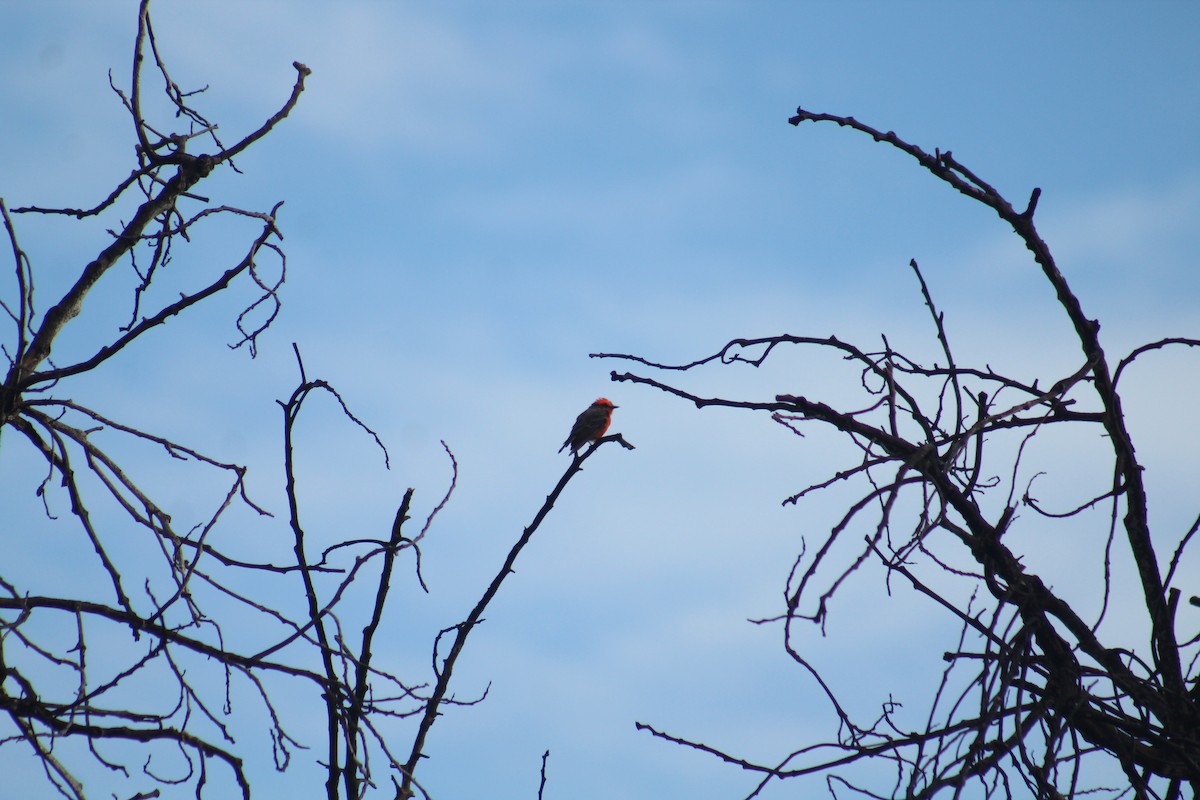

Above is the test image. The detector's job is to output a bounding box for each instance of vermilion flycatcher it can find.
[559,397,617,455]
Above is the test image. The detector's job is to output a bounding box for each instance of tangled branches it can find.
[0,2,322,796]
[598,108,1200,799]
[1,9,634,797]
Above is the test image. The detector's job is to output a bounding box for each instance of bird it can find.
[559,397,617,455]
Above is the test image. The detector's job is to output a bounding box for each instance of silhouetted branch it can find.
[600,106,1200,798]
[537,750,550,800]
[399,435,629,797]
[0,2,331,796]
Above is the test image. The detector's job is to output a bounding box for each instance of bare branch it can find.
[399,435,628,795]
[600,107,1200,797]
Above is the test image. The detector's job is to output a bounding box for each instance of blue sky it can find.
[2,2,1199,798]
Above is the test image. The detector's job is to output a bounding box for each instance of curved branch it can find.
[788,106,1183,703]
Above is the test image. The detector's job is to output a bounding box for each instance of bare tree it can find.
[0,7,637,798]
[600,108,1200,799]
[0,2,326,796]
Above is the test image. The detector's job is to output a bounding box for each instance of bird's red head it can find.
[593,397,616,409]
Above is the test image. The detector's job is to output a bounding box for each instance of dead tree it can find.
[600,108,1200,799]
[0,3,441,798]
[0,1,315,795]
[0,6,635,797]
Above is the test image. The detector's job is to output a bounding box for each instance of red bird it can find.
[559,397,617,455]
